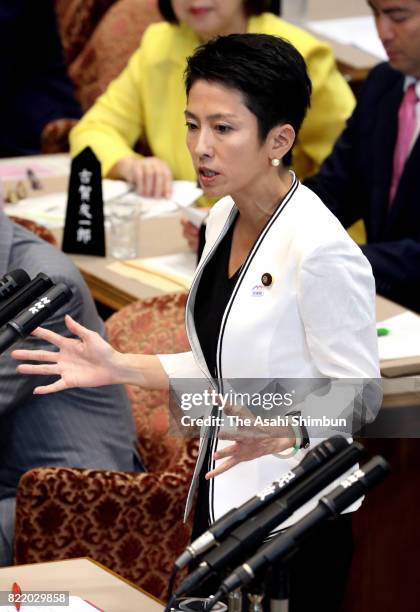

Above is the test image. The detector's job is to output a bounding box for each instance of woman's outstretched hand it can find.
[11,314,119,395]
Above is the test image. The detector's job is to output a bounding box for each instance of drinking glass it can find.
[109,199,140,259]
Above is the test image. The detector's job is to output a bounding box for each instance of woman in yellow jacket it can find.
[70,0,354,199]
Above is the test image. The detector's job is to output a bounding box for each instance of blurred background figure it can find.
[69,0,355,200]
[0,0,82,157]
[306,0,420,313]
[0,207,143,567]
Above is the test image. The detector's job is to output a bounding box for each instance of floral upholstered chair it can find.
[14,292,199,600]
[41,0,162,153]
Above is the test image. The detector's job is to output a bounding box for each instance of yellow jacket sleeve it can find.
[69,41,147,177]
[70,22,198,181]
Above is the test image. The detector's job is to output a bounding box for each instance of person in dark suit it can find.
[305,0,420,313]
[0,208,142,566]
[0,0,81,156]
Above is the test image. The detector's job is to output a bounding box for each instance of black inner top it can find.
[192,213,240,538]
[194,213,240,379]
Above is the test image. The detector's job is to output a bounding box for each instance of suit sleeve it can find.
[0,279,85,416]
[69,42,146,177]
[298,241,379,379]
[361,240,420,310]
[158,351,205,380]
[296,241,382,437]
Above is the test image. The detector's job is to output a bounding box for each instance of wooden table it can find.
[0,159,190,310]
[66,214,190,311]
[0,558,163,611]
[375,295,420,407]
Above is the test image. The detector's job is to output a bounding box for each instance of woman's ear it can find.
[268,123,295,161]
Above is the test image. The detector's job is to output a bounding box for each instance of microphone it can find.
[0,273,53,328]
[0,283,72,354]
[209,456,390,606]
[174,441,365,598]
[174,436,350,571]
[0,269,30,301]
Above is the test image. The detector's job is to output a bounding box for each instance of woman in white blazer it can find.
[14,34,380,611]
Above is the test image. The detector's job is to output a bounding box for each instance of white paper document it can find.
[0,154,71,181]
[307,16,387,60]
[108,251,196,291]
[4,191,68,227]
[4,180,203,229]
[377,312,420,361]
[3,181,121,228]
[137,180,203,219]
[138,252,197,286]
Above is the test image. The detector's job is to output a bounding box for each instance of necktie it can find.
[389,83,418,205]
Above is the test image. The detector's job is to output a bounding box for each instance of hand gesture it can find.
[205,435,296,480]
[113,156,173,198]
[205,402,296,479]
[12,315,119,394]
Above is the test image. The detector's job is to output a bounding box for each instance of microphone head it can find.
[11,282,73,336]
[0,282,73,355]
[320,435,351,455]
[0,269,30,300]
[300,436,352,470]
[0,272,53,328]
[321,455,390,516]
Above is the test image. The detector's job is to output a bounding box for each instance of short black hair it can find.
[158,0,273,22]
[184,33,312,166]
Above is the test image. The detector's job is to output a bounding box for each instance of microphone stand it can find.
[248,592,264,612]
[227,589,243,611]
[243,563,289,612]
[267,566,289,612]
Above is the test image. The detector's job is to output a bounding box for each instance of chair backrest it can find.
[8,216,58,246]
[55,0,162,110]
[55,0,117,66]
[106,292,191,472]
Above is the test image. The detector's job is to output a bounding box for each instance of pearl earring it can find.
[270,158,280,167]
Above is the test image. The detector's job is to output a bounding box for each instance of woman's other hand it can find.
[181,216,200,252]
[111,156,173,199]
[12,315,119,394]
[181,208,209,252]
[205,433,296,480]
[205,401,296,479]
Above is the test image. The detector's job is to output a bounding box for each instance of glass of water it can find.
[109,199,140,259]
